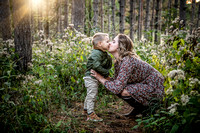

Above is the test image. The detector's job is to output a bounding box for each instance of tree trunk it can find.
[56,0,61,33]
[138,0,143,40]
[107,0,111,33]
[155,0,160,43]
[167,0,172,33]
[144,0,150,40]
[64,0,69,29]
[179,0,186,29]
[190,0,196,34]
[119,0,126,33]
[93,0,99,29]
[111,0,116,38]
[173,0,178,19]
[197,2,200,28]
[129,0,135,41]
[0,0,12,40]
[13,0,32,71]
[158,0,162,44]
[100,0,104,32]
[38,1,42,31]
[44,0,49,38]
[88,0,92,36]
[72,0,85,32]
[151,0,155,41]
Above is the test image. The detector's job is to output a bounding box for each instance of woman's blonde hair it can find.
[117,34,139,62]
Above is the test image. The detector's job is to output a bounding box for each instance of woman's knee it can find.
[121,89,131,96]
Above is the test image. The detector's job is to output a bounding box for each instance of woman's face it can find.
[108,35,119,53]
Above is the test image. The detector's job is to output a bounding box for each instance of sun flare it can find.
[31,0,42,8]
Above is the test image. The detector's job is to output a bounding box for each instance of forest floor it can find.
[49,99,143,133]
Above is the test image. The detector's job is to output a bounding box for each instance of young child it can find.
[83,33,112,121]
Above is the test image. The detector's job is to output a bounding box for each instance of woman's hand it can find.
[90,69,108,84]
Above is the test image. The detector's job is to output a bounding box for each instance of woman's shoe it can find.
[121,96,148,117]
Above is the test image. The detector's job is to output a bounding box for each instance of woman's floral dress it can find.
[104,56,165,106]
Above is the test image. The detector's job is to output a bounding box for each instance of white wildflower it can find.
[169,108,177,114]
[170,81,175,86]
[166,87,173,95]
[181,94,190,106]
[168,103,179,114]
[34,80,43,85]
[189,78,199,87]
[168,70,177,78]
[26,75,35,81]
[82,38,91,44]
[47,64,54,70]
[168,103,179,110]
[27,62,33,68]
[170,58,176,64]
[179,46,185,51]
[3,48,7,51]
[70,42,75,46]
[69,24,74,27]
[177,75,185,80]
[190,90,199,96]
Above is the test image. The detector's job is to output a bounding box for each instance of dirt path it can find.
[49,99,143,132]
[68,100,143,133]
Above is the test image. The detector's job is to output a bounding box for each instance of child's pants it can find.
[83,76,99,114]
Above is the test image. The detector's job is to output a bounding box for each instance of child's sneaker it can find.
[86,112,103,122]
[82,109,87,115]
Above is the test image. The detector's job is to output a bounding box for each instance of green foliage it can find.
[1,20,200,132]
[133,20,200,132]
[0,27,112,132]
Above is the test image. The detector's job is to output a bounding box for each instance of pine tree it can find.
[179,0,186,29]
[13,0,32,71]
[0,0,12,40]
[64,0,69,29]
[145,0,150,40]
[119,0,126,33]
[93,0,99,29]
[111,0,116,38]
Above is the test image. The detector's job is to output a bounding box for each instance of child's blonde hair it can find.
[92,33,109,47]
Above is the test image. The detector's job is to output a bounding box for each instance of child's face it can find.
[99,36,109,51]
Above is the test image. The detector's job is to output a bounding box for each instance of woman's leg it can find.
[120,88,148,116]
[121,89,131,96]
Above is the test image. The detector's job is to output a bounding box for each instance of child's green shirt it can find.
[85,49,112,78]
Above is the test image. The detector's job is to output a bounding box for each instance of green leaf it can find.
[40,91,45,95]
[2,94,11,102]
[70,86,74,91]
[56,48,62,51]
[170,124,179,133]
[80,55,84,61]
[180,39,185,45]
[56,120,62,127]
[173,88,182,96]
[132,125,139,129]
[71,76,76,83]
[0,88,5,91]
[173,40,179,50]
[43,128,50,133]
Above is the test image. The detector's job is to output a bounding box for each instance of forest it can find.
[0,0,200,132]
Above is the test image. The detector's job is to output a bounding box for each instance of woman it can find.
[91,34,165,116]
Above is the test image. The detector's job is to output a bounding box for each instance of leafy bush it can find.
[0,26,110,132]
